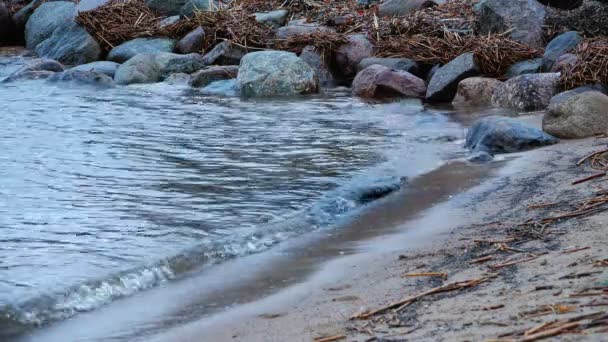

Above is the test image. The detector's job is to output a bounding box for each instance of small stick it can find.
[402,272,447,278]
[313,335,346,342]
[571,172,606,185]
[470,255,494,264]
[489,255,539,270]
[561,246,590,254]
[519,322,580,341]
[528,202,559,209]
[474,238,516,244]
[577,149,608,166]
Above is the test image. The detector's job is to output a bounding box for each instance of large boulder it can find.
[491,73,560,111]
[47,69,115,87]
[254,9,288,28]
[201,41,247,65]
[146,0,188,15]
[275,23,334,40]
[542,31,582,71]
[180,0,215,17]
[107,38,176,63]
[177,26,205,54]
[426,52,479,102]
[334,34,374,79]
[70,61,120,78]
[190,65,238,87]
[378,0,439,17]
[476,0,546,48]
[154,52,207,78]
[352,64,426,99]
[466,116,558,154]
[114,54,161,85]
[543,91,608,139]
[35,22,101,65]
[506,58,542,78]
[357,57,419,77]
[25,1,76,49]
[452,77,502,107]
[300,45,335,87]
[237,51,318,98]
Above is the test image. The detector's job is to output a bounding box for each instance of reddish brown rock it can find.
[334,34,374,79]
[352,64,426,99]
[177,26,205,54]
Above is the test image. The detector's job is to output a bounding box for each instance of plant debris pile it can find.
[546,2,608,38]
[559,38,608,90]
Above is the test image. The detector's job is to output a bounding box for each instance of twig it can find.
[402,272,447,279]
[488,255,539,270]
[561,246,590,254]
[313,335,346,342]
[571,172,606,185]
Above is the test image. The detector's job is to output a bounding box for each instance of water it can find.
[0,53,466,336]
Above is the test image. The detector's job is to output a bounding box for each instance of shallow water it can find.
[0,54,466,336]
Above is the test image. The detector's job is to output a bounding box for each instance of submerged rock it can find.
[190,65,238,88]
[334,34,374,79]
[47,69,115,87]
[542,31,582,71]
[201,79,239,96]
[466,116,558,154]
[506,58,542,78]
[452,77,502,107]
[476,0,546,48]
[543,91,608,139]
[352,64,426,99]
[70,61,120,78]
[114,54,161,85]
[238,51,318,98]
[177,26,205,54]
[107,38,176,63]
[426,52,479,102]
[491,73,560,111]
[35,22,101,66]
[25,1,76,49]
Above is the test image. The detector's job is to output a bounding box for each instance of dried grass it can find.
[193,9,275,50]
[560,38,608,91]
[473,35,542,78]
[545,2,608,38]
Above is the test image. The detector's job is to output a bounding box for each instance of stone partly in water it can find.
[357,57,419,76]
[300,45,335,88]
[506,58,542,78]
[542,31,582,71]
[2,58,65,82]
[35,22,101,66]
[334,34,374,79]
[114,54,162,85]
[476,0,546,48]
[107,38,176,63]
[352,64,426,99]
[491,73,560,111]
[466,116,558,154]
[426,52,479,102]
[237,51,318,98]
[70,61,120,78]
[177,26,205,54]
[180,0,215,17]
[543,91,608,139]
[201,41,247,65]
[47,69,115,87]
[153,52,207,78]
[189,65,239,88]
[452,77,502,107]
[201,79,240,97]
[2,70,56,82]
[25,1,76,49]
[254,9,288,28]
[378,0,439,17]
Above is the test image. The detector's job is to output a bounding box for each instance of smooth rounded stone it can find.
[543,91,608,139]
[75,0,111,13]
[107,38,176,63]
[425,52,479,102]
[70,61,120,78]
[35,22,101,66]
[154,52,207,78]
[146,0,188,15]
[47,69,114,87]
[536,0,583,10]
[254,9,288,28]
[334,34,374,78]
[180,0,215,17]
[378,0,440,17]
[300,45,335,88]
[0,2,19,45]
[189,65,238,87]
[466,116,558,154]
[177,26,205,54]
[2,70,55,82]
[550,53,577,73]
[4,58,65,82]
[491,73,560,111]
[548,85,608,106]
[476,0,546,48]
[506,58,542,78]
[452,77,502,107]
[237,51,318,98]
[25,1,76,49]
[275,23,334,40]
[357,57,419,76]
[159,15,181,28]
[114,54,161,85]
[352,64,426,99]
[201,79,239,96]
[164,73,191,85]
[542,31,582,71]
[201,41,247,65]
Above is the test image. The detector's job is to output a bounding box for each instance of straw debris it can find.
[559,38,608,91]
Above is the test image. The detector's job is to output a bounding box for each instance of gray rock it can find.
[352,64,426,99]
[180,0,215,17]
[190,65,238,87]
[548,85,608,106]
[452,77,502,107]
[70,61,120,78]
[506,58,542,78]
[47,69,114,87]
[25,1,76,49]
[467,150,494,163]
[275,23,334,40]
[35,22,101,65]
[300,45,335,88]
[154,52,207,78]
[334,34,374,79]
[254,9,288,28]
[357,57,419,76]
[476,0,546,48]
[159,15,181,28]
[426,52,479,102]
[543,91,608,139]
[177,26,205,54]
[237,51,318,98]
[75,0,111,13]
[2,70,55,82]
[107,38,176,63]
[466,116,558,154]
[542,31,581,71]
[201,41,247,65]
[146,0,188,15]
[3,58,65,82]
[491,73,560,111]
[201,79,239,96]
[550,53,577,73]
[114,54,161,85]
[379,0,439,17]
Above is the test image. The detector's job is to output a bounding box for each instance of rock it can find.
[542,31,581,71]
[549,85,607,106]
[466,116,558,154]
[357,57,419,77]
[378,0,439,17]
[154,52,207,78]
[334,34,374,79]
[114,54,161,85]
[452,77,502,107]
[2,70,55,82]
[47,69,114,87]
[201,41,247,65]
[352,64,426,99]
[180,0,215,17]
[146,0,188,15]
[550,53,577,73]
[164,73,191,85]
[0,2,19,45]
[425,52,479,102]
[254,9,288,28]
[4,58,65,82]
[107,38,176,63]
[506,58,542,78]
[70,61,120,78]
[543,91,608,139]
[35,22,101,65]
[275,23,334,40]
[13,0,41,31]
[491,73,560,111]
[75,0,111,13]
[190,65,239,87]
[159,15,181,28]
[237,51,318,98]
[536,0,583,10]
[25,1,76,49]
[476,0,546,48]
[201,79,239,96]
[300,45,335,87]
[177,26,205,54]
